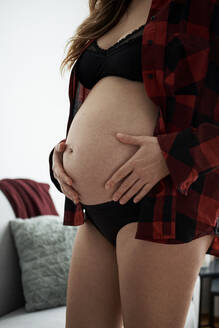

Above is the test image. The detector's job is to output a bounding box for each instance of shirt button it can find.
[147,73,154,79]
[150,15,156,21]
[148,40,153,45]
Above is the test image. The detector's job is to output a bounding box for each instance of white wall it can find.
[0,0,89,215]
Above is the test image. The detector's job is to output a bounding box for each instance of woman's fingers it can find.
[53,141,80,204]
[54,166,79,201]
[55,140,66,152]
[60,182,80,204]
[55,169,80,204]
[53,154,73,186]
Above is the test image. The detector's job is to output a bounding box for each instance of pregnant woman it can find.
[49,0,219,327]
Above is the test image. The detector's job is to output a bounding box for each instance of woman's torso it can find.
[62,0,160,205]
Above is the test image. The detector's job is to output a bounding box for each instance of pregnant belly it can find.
[62,76,160,205]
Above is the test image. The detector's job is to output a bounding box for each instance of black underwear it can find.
[81,195,141,247]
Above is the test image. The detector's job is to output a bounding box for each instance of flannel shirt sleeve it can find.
[156,1,219,196]
[156,122,219,196]
[48,138,66,193]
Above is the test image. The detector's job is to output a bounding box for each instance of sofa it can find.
[0,186,201,328]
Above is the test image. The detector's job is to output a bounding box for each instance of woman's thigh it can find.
[66,218,123,328]
[116,222,214,328]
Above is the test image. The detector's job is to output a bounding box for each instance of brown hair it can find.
[60,0,132,76]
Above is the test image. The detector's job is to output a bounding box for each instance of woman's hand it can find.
[104,133,170,204]
[52,140,80,204]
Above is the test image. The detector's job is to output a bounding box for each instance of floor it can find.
[201,313,219,327]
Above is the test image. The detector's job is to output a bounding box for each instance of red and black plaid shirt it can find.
[49,0,219,256]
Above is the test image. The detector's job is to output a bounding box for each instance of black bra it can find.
[75,24,145,90]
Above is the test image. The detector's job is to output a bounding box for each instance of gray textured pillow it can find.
[10,215,78,312]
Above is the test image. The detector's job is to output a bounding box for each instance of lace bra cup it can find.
[75,24,145,90]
